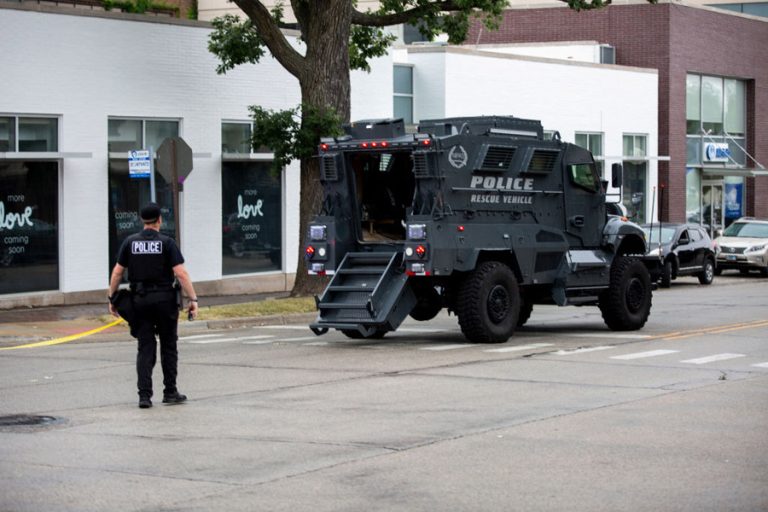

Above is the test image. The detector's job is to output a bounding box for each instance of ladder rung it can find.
[318,303,369,310]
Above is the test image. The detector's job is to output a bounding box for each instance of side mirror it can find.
[611,163,623,189]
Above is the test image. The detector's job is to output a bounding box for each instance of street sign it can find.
[156,137,193,184]
[128,149,151,179]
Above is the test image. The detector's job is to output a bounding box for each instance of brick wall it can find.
[469,3,768,220]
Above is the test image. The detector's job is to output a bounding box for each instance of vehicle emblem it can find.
[448,146,468,169]
[728,247,735,253]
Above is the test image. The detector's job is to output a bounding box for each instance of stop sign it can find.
[156,137,193,184]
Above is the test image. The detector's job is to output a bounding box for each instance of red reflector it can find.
[305,246,315,257]
[416,245,426,258]
[457,225,465,232]
[381,141,389,147]
[422,139,431,146]
[361,142,369,148]
[320,143,328,151]
[406,270,415,277]
[372,142,378,147]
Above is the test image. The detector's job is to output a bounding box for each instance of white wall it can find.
[0,6,390,299]
[402,46,660,220]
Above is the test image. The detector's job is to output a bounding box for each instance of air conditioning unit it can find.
[600,45,616,65]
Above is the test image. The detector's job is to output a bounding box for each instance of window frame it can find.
[393,64,414,125]
[0,114,60,153]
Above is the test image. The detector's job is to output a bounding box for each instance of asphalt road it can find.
[1,274,767,511]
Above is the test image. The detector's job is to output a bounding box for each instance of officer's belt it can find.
[130,282,174,294]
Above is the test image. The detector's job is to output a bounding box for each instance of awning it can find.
[702,167,768,178]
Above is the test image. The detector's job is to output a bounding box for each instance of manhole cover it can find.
[0,414,61,428]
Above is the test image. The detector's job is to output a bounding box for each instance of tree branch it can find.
[351,0,459,27]
[231,0,305,78]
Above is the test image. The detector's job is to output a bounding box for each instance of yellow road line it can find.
[654,319,768,341]
[0,318,125,351]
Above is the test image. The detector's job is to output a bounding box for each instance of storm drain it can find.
[0,414,64,430]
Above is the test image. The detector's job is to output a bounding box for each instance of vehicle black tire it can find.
[659,259,673,288]
[457,261,520,343]
[340,328,387,339]
[599,256,652,331]
[714,267,723,276]
[409,285,442,321]
[517,299,533,327]
[761,266,768,277]
[697,257,715,285]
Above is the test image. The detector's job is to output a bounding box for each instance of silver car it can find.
[714,218,768,276]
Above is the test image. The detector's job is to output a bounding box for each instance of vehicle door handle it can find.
[570,215,585,228]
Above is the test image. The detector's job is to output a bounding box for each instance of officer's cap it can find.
[140,202,162,223]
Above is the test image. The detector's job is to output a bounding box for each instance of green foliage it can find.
[249,104,343,173]
[102,0,178,15]
[350,26,397,72]
[208,15,266,75]
[186,0,198,20]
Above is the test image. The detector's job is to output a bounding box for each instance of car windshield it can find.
[643,226,676,244]
[722,221,768,238]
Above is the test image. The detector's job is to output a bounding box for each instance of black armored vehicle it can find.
[304,117,659,342]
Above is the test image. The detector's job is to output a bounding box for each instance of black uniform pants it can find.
[132,290,179,398]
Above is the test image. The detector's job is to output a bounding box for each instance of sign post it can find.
[156,137,194,244]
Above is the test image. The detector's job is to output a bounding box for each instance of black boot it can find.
[138,396,152,409]
[162,391,187,404]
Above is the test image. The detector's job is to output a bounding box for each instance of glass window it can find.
[622,134,648,222]
[108,119,142,153]
[393,65,414,125]
[222,162,282,275]
[623,134,647,158]
[569,163,599,192]
[0,161,59,293]
[0,117,15,152]
[686,74,701,135]
[575,132,603,176]
[107,118,179,271]
[702,76,724,135]
[686,167,702,223]
[222,123,252,154]
[18,118,58,152]
[724,79,745,136]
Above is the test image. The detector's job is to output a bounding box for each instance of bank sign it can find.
[703,142,731,163]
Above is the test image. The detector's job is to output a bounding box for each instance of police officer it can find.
[108,202,198,409]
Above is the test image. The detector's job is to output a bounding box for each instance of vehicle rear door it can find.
[675,228,696,271]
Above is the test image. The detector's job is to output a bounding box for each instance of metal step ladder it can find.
[310,251,416,337]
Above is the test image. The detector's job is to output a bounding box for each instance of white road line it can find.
[681,353,746,365]
[241,335,278,345]
[395,328,450,334]
[187,335,274,344]
[610,349,680,360]
[304,341,329,346]
[420,344,478,351]
[752,362,768,369]
[179,334,224,340]
[553,346,615,355]
[569,333,651,339]
[484,343,554,353]
[256,325,313,330]
[279,336,322,343]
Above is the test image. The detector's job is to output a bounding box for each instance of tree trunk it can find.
[290,0,352,296]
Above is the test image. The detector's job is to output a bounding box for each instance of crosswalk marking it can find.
[681,353,746,365]
[420,344,478,351]
[752,362,768,369]
[179,334,223,341]
[553,346,615,355]
[484,343,554,353]
[569,333,651,339]
[278,336,321,343]
[610,349,679,360]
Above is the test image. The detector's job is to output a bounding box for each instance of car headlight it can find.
[745,243,768,253]
[648,248,661,257]
[407,224,427,240]
[309,225,327,241]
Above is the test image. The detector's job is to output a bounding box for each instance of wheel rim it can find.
[625,276,645,313]
[705,263,714,281]
[487,284,510,324]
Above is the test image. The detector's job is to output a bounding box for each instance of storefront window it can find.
[622,134,647,222]
[394,65,414,125]
[222,162,282,275]
[222,123,252,154]
[107,118,179,271]
[575,132,603,176]
[724,79,745,136]
[724,176,744,224]
[686,167,702,223]
[0,161,59,294]
[702,76,724,135]
[686,75,701,135]
[0,117,14,152]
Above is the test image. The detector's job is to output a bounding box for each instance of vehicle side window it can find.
[689,229,701,242]
[679,230,690,244]
[569,163,599,193]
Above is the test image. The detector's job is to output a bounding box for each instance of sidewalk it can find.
[0,293,317,347]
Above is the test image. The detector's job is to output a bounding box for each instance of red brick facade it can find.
[468,3,768,221]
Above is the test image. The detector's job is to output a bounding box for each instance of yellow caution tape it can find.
[0,318,125,351]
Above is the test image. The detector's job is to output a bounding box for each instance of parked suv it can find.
[714,217,768,276]
[642,223,716,287]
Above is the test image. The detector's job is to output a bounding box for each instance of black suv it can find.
[642,223,716,287]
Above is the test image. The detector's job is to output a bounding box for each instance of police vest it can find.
[126,230,175,287]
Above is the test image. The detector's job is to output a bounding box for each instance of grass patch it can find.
[196,296,316,320]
